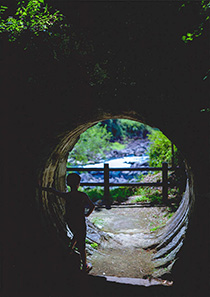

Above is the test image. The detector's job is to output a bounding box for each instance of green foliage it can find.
[181,0,210,44]
[100,119,150,141]
[148,130,177,167]
[0,1,107,87]
[80,186,133,203]
[200,107,210,112]
[0,5,8,15]
[68,119,150,165]
[132,193,150,203]
[90,242,98,249]
[90,62,109,86]
[110,142,126,150]
[150,224,165,232]
[68,123,112,165]
[85,239,98,249]
[180,1,210,82]
[0,0,63,41]
[182,25,205,44]
[133,187,162,204]
[165,212,174,220]
[100,119,124,141]
[110,186,134,203]
[119,119,151,139]
[81,187,104,202]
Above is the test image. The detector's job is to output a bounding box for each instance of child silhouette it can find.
[41,173,95,272]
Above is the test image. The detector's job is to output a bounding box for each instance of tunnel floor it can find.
[87,202,175,279]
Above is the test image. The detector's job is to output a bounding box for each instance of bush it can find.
[100,119,151,141]
[80,186,134,204]
[80,187,104,202]
[110,187,134,203]
[68,123,112,165]
[133,187,163,204]
[110,142,126,150]
[148,130,178,167]
[119,119,151,139]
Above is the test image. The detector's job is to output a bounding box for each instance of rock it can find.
[80,172,94,182]
[94,199,103,207]
[129,178,138,183]
[141,162,149,167]
[86,219,108,244]
[134,148,145,156]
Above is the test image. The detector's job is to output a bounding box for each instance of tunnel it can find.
[1,1,210,297]
[40,116,193,279]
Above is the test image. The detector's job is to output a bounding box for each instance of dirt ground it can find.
[87,202,172,278]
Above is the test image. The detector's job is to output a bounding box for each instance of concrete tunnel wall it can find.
[1,1,210,296]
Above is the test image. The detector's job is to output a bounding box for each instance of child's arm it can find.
[41,187,67,199]
[84,194,95,217]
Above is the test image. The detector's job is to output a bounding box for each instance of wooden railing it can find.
[67,162,173,208]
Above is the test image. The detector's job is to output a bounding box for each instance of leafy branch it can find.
[180,1,210,112]
[181,0,210,43]
[0,0,64,41]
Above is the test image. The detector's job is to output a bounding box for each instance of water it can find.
[76,154,149,169]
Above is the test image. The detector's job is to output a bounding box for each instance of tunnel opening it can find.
[39,114,194,288]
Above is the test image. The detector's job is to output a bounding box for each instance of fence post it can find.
[104,163,111,209]
[162,162,168,204]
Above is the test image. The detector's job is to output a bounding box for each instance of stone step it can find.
[102,275,173,286]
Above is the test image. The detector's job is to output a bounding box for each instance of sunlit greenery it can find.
[180,0,210,89]
[68,123,112,165]
[78,186,134,204]
[67,119,151,165]
[100,119,151,141]
[148,130,177,167]
[0,1,109,87]
[0,0,64,41]
[79,187,104,202]
[67,120,183,208]
[181,0,210,44]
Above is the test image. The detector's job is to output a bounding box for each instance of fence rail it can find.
[66,162,172,208]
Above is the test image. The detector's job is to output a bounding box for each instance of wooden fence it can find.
[67,162,173,208]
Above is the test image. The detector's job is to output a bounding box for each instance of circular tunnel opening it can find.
[39,115,194,286]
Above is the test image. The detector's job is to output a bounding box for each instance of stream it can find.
[68,139,150,184]
[83,154,149,169]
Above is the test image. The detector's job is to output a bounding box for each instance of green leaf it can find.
[182,35,186,41]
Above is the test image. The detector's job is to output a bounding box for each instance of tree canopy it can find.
[180,1,210,106]
[1,1,209,113]
[0,0,63,41]
[67,123,112,165]
[181,0,210,44]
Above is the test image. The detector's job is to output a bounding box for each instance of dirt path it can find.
[87,203,172,278]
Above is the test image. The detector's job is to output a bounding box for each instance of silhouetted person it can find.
[41,173,95,273]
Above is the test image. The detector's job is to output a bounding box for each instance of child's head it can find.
[67,173,81,189]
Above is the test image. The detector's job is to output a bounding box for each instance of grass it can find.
[81,187,104,202]
[80,186,134,204]
[150,225,163,232]
[132,195,150,203]
[85,239,99,249]
[132,187,163,204]
[165,212,174,220]
[110,142,126,151]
